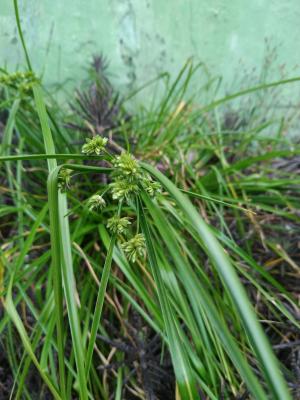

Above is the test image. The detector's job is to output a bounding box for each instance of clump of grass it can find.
[1,2,300,399]
[66,55,130,153]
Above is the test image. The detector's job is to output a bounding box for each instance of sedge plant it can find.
[1,1,300,399]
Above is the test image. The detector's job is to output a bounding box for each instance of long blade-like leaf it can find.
[138,198,198,399]
[85,234,116,375]
[141,162,292,400]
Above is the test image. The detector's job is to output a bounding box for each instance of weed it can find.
[0,2,300,399]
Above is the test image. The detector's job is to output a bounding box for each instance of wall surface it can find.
[1,0,300,97]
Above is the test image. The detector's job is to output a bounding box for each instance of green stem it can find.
[13,0,33,71]
[85,234,116,376]
[86,201,122,376]
[0,153,109,162]
[47,168,67,399]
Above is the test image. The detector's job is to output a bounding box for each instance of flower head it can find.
[142,177,162,197]
[110,152,161,203]
[58,168,72,192]
[107,216,131,234]
[82,135,108,155]
[109,179,139,202]
[87,194,106,212]
[0,71,39,95]
[113,152,142,181]
[121,234,146,262]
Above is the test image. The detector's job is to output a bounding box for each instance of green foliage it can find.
[1,3,300,398]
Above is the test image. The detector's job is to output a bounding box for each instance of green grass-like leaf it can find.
[141,162,292,400]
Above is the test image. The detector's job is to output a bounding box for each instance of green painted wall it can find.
[1,1,300,97]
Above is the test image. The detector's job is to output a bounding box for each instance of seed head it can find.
[87,194,106,211]
[58,168,72,192]
[107,216,131,234]
[0,71,39,94]
[113,152,141,181]
[109,179,139,202]
[142,177,162,197]
[82,135,108,155]
[121,234,146,262]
